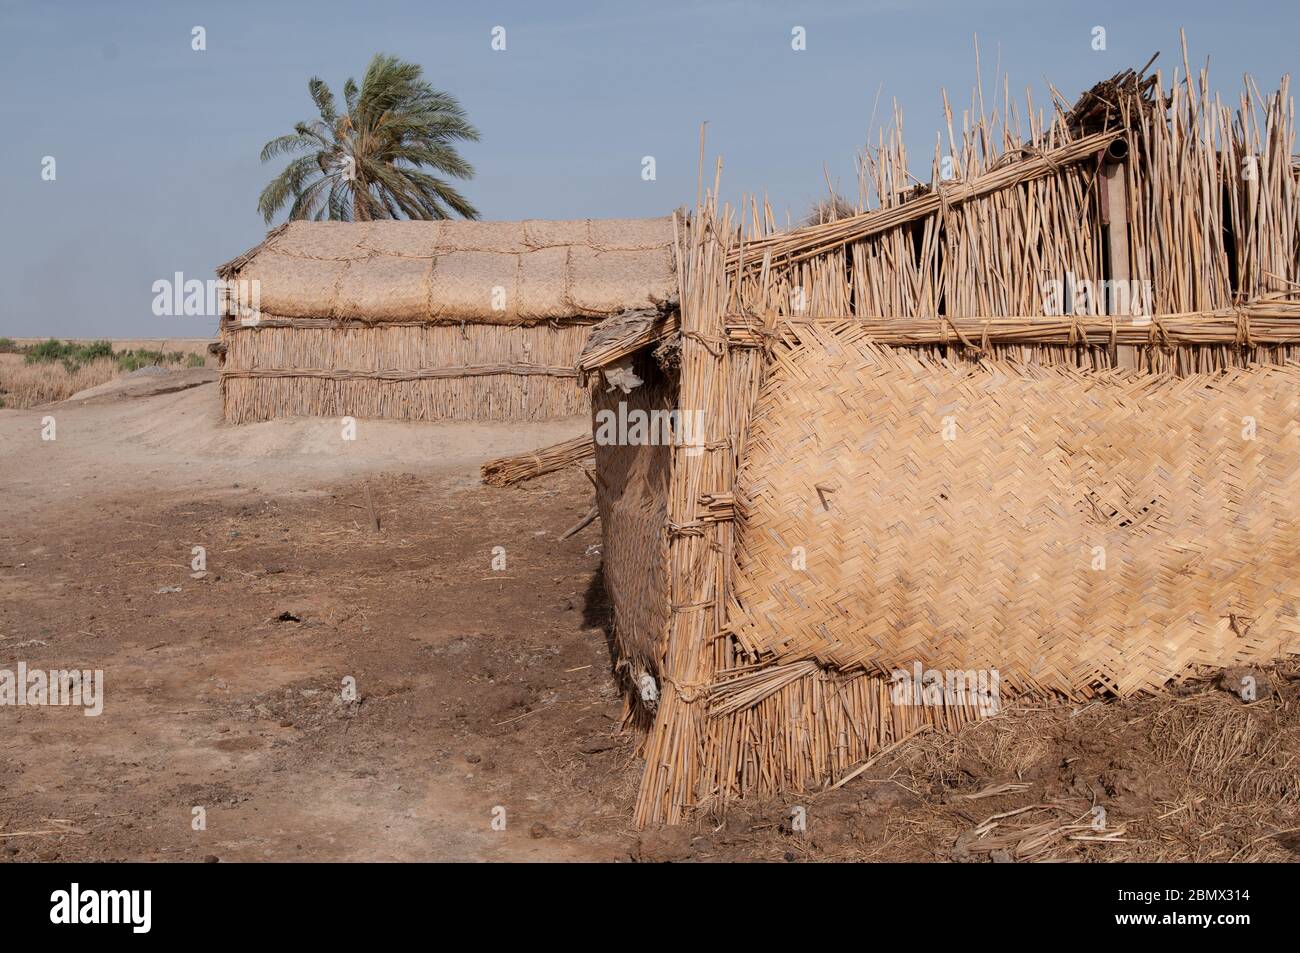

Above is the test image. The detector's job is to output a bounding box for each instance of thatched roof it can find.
[217,217,677,325]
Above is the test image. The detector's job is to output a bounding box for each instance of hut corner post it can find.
[1103,136,1136,369]
[632,202,731,827]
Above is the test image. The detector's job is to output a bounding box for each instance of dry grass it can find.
[0,347,209,410]
[880,662,1300,861]
[481,435,594,486]
[0,356,118,409]
[677,662,1300,861]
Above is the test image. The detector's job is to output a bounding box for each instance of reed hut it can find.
[580,56,1300,825]
[214,217,675,423]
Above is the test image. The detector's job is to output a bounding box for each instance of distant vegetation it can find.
[115,348,206,372]
[0,339,208,409]
[25,338,114,371]
[20,338,203,373]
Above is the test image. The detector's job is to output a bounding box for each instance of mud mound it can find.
[66,367,217,402]
[127,364,171,377]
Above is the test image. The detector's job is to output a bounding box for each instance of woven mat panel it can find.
[591,361,674,682]
[226,218,676,325]
[729,330,1300,698]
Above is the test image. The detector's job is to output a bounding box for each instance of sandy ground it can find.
[0,379,625,861]
[1,376,585,513]
[2,377,1299,863]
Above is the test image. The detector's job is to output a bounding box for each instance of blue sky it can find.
[0,0,1295,337]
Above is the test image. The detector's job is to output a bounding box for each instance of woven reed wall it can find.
[696,340,1300,812]
[730,72,1299,373]
[728,330,1300,698]
[588,64,1300,824]
[702,666,983,800]
[590,354,674,705]
[220,321,591,423]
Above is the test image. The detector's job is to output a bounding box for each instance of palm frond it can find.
[257,155,320,223]
[258,53,480,224]
[307,77,337,123]
[259,133,317,163]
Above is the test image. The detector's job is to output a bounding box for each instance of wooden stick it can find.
[828,725,932,790]
[362,483,380,534]
[559,505,599,540]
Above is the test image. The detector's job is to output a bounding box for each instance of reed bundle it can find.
[729,130,1120,269]
[225,364,577,381]
[724,299,1300,374]
[480,435,594,487]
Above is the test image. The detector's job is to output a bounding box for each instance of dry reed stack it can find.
[214,218,676,423]
[580,49,1300,826]
[480,434,594,486]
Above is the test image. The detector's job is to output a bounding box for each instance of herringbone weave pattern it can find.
[729,329,1300,698]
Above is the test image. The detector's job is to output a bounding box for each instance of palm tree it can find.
[258,53,480,223]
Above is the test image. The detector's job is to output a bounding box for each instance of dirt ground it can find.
[2,379,1299,862]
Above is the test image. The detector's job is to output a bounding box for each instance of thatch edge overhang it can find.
[216,223,290,281]
[576,306,680,378]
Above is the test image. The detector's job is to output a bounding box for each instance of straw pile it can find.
[576,307,679,377]
[216,217,676,423]
[481,435,594,486]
